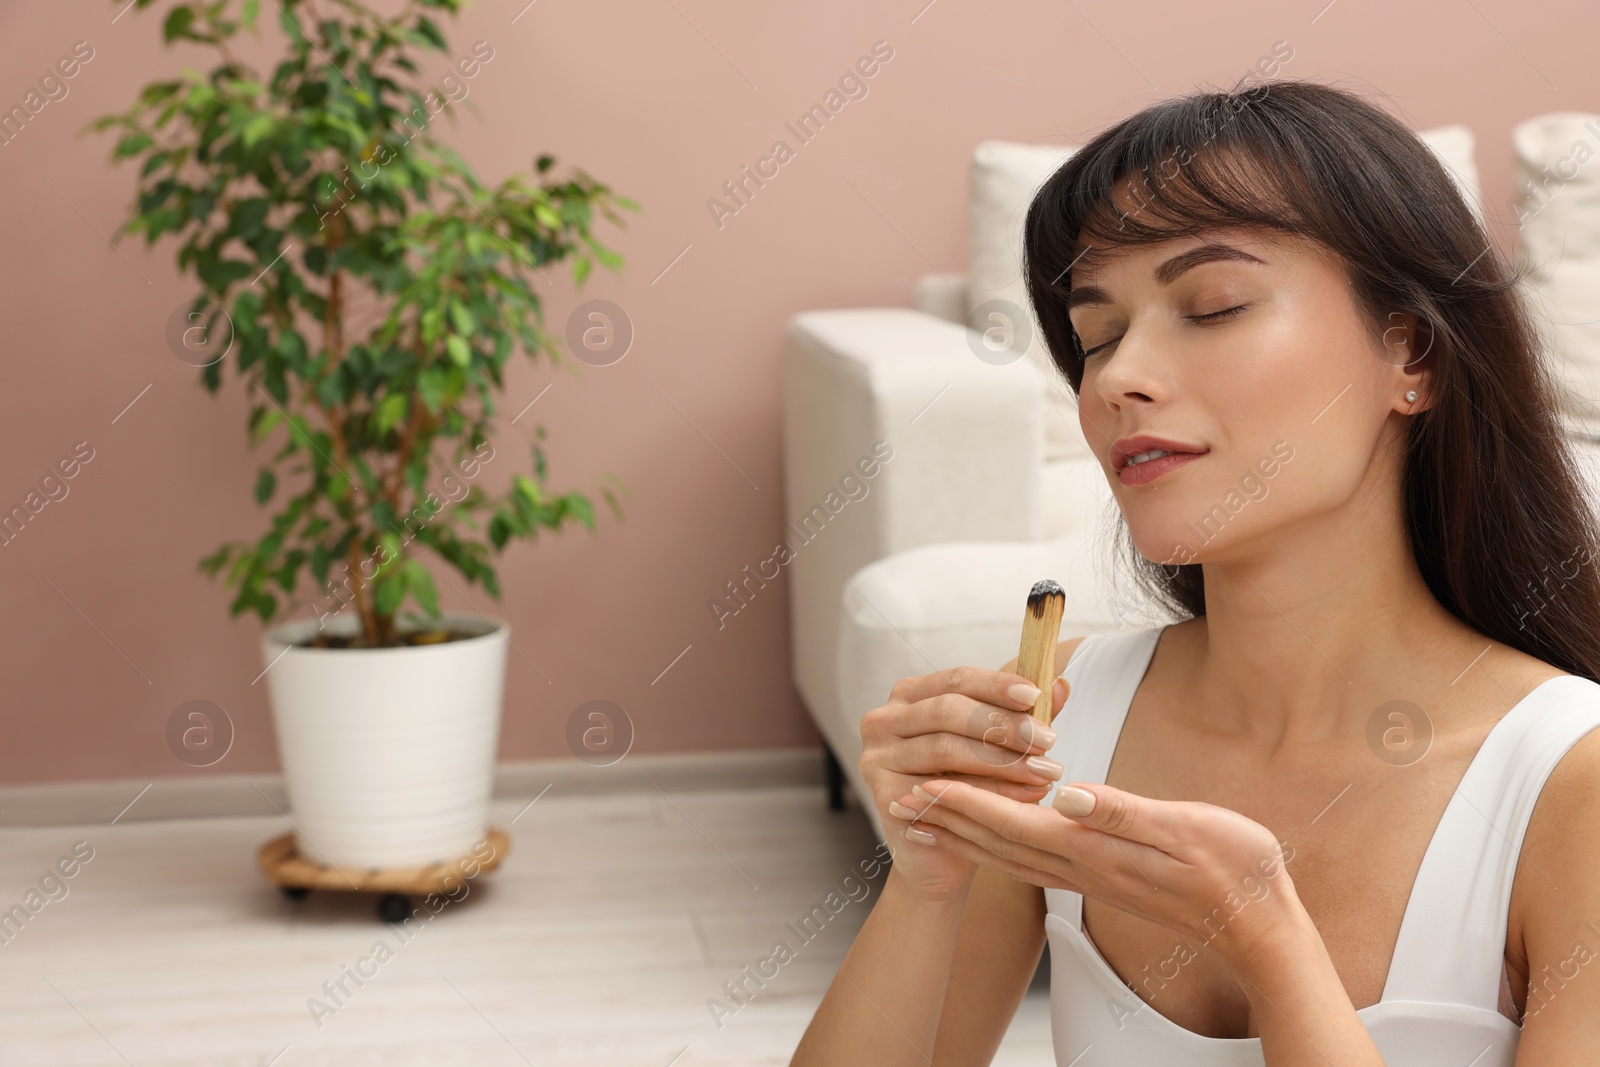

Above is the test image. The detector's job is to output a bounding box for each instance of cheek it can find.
[1112,313,1383,561]
[1203,317,1386,526]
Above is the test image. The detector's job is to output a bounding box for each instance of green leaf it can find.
[445,334,471,366]
[273,549,304,593]
[379,531,404,568]
[248,405,284,445]
[114,131,154,159]
[198,542,236,577]
[373,569,408,615]
[568,493,596,531]
[417,366,447,413]
[240,113,274,148]
[139,80,184,106]
[197,256,254,292]
[162,6,197,43]
[406,559,440,616]
[374,392,408,435]
[414,16,447,50]
[420,304,444,343]
[254,468,276,504]
[310,543,331,584]
[231,197,271,237]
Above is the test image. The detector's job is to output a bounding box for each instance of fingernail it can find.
[1026,755,1063,780]
[906,827,937,846]
[1026,720,1059,748]
[888,800,918,819]
[911,784,935,802]
[1007,682,1042,708]
[1052,785,1096,816]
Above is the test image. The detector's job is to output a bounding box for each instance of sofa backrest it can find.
[1514,111,1600,437]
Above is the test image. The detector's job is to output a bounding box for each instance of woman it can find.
[790,78,1600,1066]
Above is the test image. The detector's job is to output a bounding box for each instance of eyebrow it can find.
[1066,243,1267,311]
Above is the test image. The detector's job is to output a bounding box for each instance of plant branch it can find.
[98,0,636,645]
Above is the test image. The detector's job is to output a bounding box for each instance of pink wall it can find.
[1,0,1595,785]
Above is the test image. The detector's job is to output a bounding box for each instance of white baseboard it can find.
[0,747,828,827]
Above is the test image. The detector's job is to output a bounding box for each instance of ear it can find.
[1381,311,1435,413]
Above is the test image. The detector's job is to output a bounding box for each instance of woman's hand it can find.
[886,778,1299,969]
[858,666,1069,902]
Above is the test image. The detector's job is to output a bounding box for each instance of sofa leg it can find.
[823,745,846,811]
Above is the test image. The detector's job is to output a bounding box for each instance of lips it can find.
[1118,450,1204,486]
[1111,435,1209,473]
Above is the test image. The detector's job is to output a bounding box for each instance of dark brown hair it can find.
[1022,76,1600,680]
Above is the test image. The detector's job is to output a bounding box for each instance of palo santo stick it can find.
[1016,579,1066,725]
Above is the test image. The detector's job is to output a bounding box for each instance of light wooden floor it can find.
[0,783,1054,1066]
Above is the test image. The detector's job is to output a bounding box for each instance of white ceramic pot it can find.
[260,612,509,869]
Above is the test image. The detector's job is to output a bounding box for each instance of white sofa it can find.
[783,116,1600,843]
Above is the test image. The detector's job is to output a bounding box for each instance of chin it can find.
[1126,524,1203,568]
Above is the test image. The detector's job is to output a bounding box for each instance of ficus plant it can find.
[89,0,635,647]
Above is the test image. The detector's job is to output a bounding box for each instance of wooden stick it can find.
[1016,579,1066,724]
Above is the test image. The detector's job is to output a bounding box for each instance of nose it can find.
[1088,322,1165,410]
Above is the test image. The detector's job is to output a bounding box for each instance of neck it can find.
[1175,512,1486,754]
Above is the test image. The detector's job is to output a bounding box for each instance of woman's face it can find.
[1067,225,1424,567]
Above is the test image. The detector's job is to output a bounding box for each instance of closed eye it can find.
[1192,304,1249,324]
[1079,304,1250,359]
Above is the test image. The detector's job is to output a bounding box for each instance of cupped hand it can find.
[886,778,1300,967]
[858,666,1069,901]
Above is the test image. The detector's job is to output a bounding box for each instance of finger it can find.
[890,663,1051,719]
[908,819,1081,892]
[897,729,1064,787]
[912,772,1054,804]
[883,691,1058,770]
[900,780,1091,880]
[1047,676,1069,727]
[1051,782,1186,853]
[910,781,1181,898]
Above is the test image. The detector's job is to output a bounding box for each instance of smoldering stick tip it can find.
[1027,578,1063,605]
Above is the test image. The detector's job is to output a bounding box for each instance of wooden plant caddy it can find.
[258,827,510,922]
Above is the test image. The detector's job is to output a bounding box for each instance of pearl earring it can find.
[1405,390,1418,403]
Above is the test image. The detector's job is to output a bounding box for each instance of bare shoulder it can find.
[1491,639,1575,690]
[1056,634,1088,670]
[1510,704,1600,1034]
[1517,710,1600,883]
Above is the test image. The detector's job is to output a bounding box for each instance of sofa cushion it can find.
[1041,454,1114,542]
[967,141,1084,464]
[835,529,1129,842]
[1419,124,1487,229]
[1513,111,1600,435]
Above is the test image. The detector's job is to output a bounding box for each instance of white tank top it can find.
[1038,623,1600,1066]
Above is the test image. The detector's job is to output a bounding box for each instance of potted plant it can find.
[91,0,634,868]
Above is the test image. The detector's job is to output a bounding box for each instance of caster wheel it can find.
[377,893,411,923]
[280,886,310,901]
